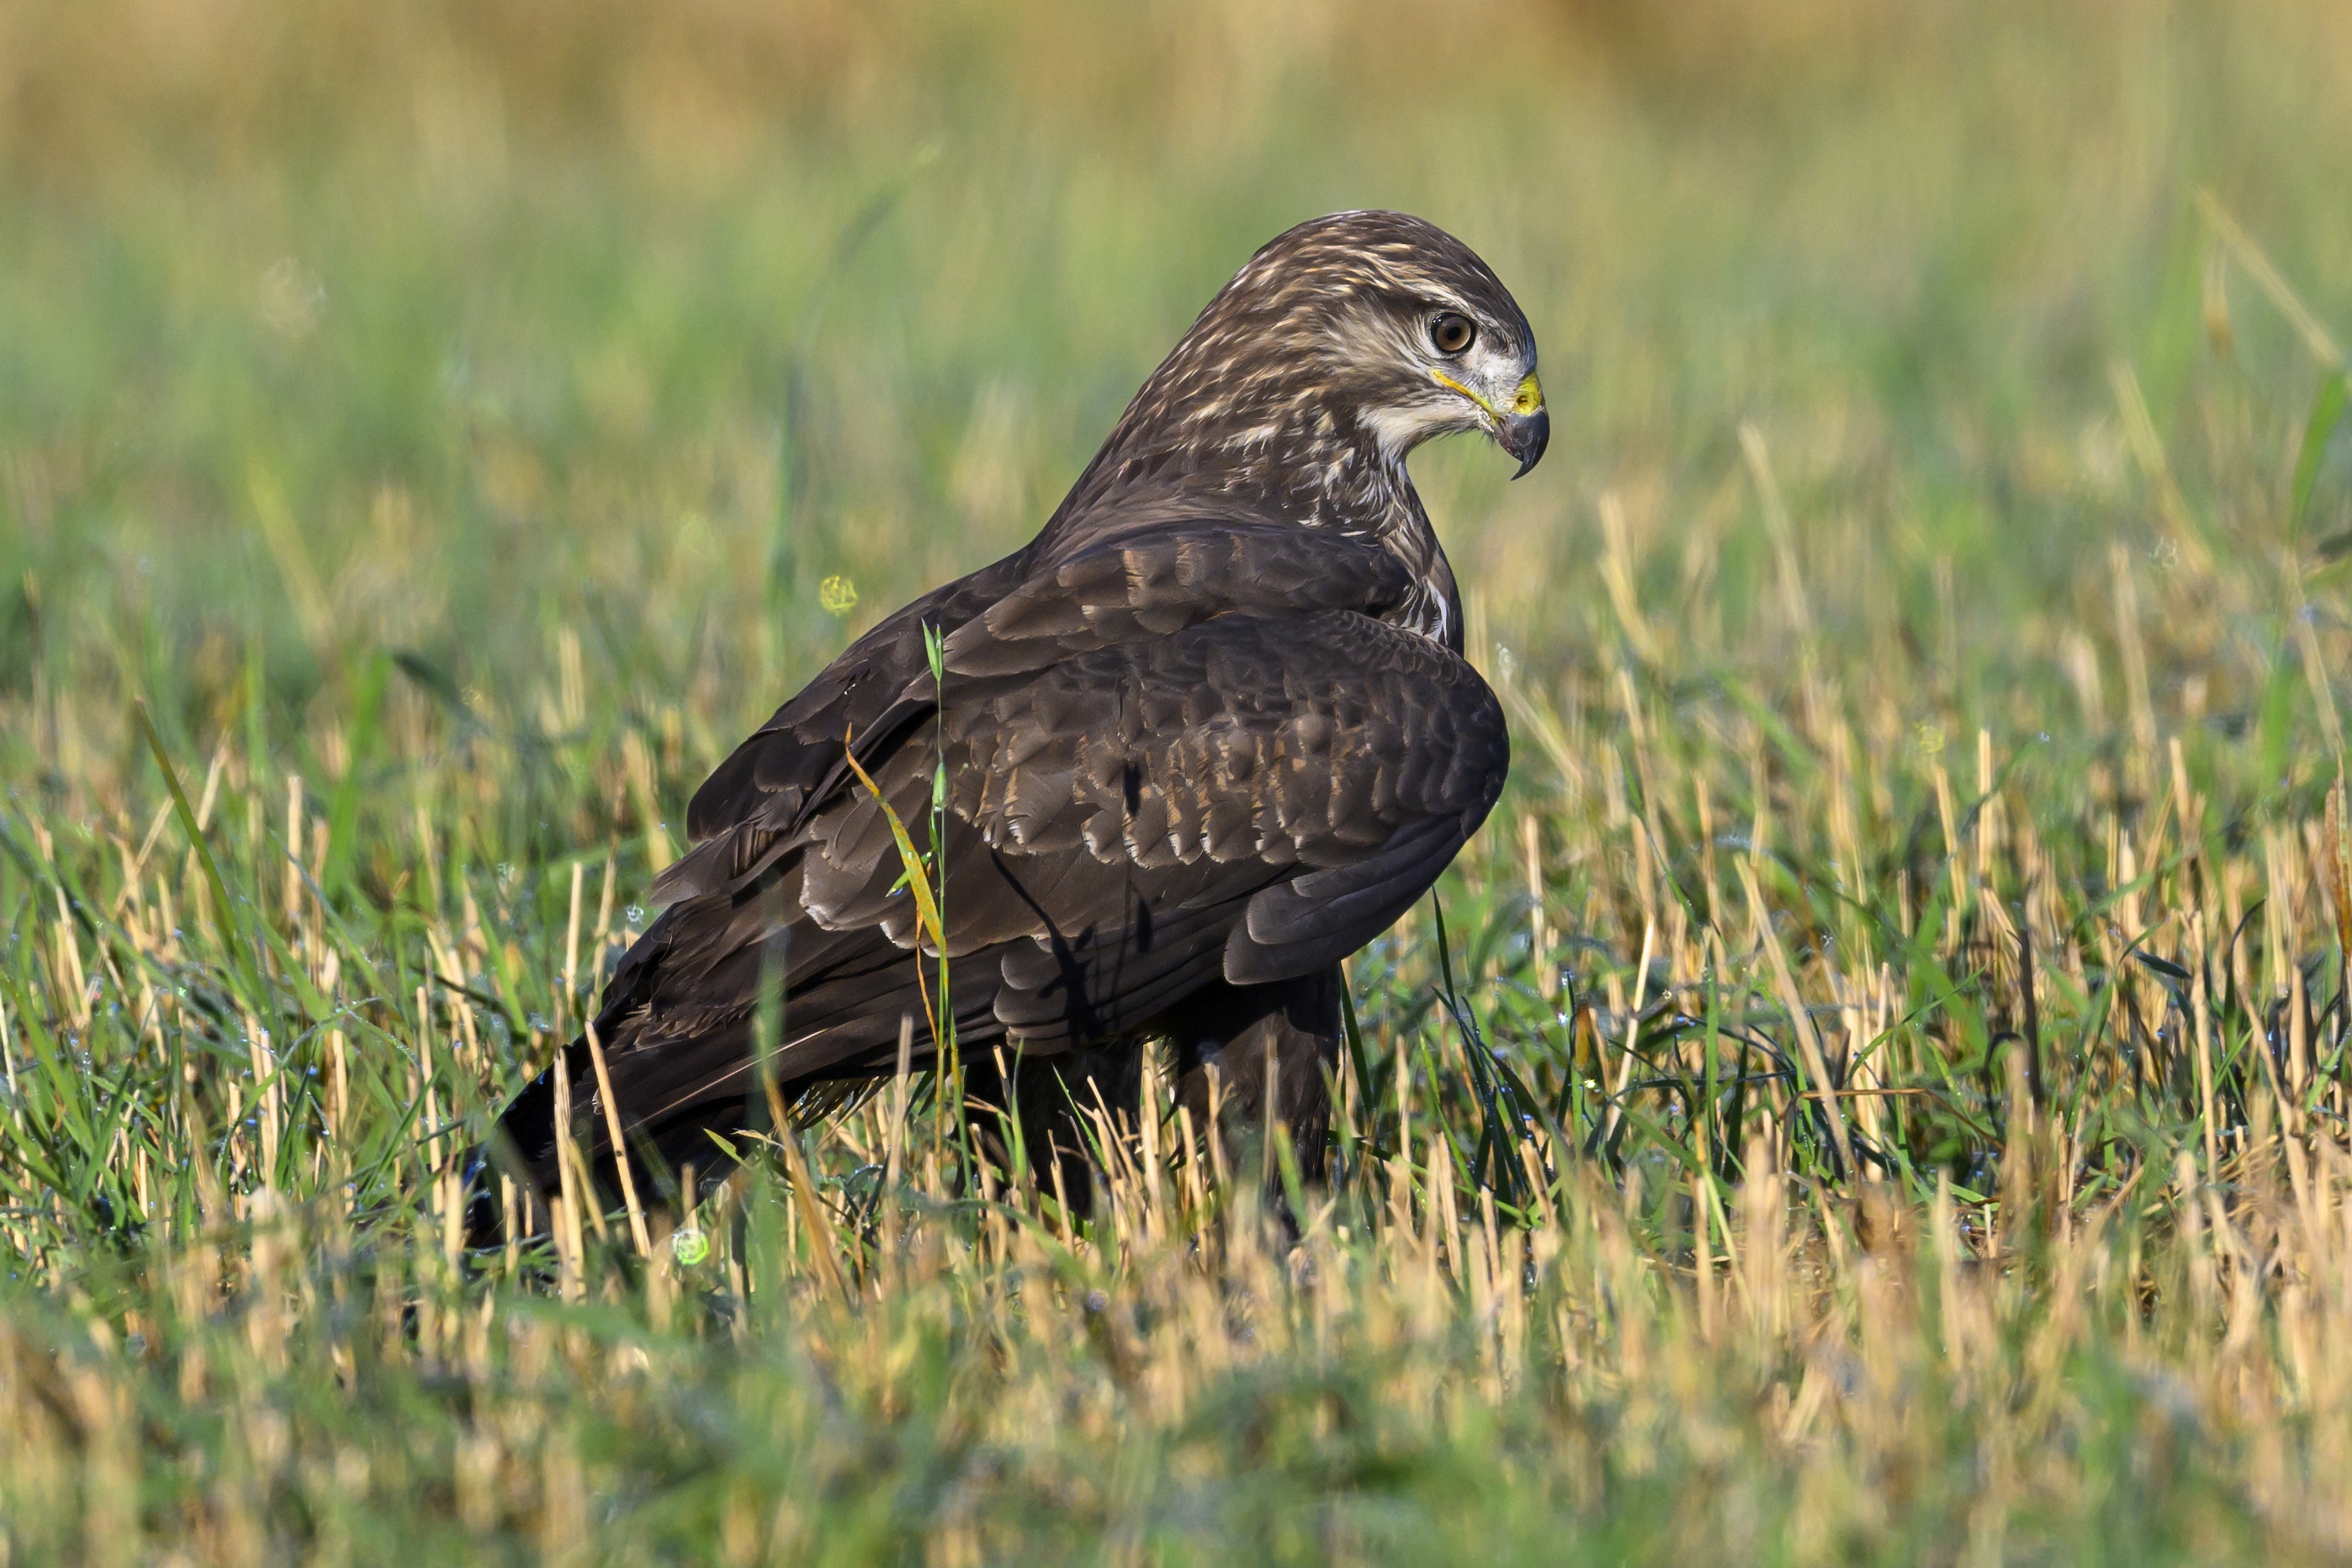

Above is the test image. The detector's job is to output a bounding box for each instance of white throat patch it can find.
[1361,399,1481,462]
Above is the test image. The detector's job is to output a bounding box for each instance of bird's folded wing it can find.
[653,520,1419,905]
[792,606,1508,1027]
[588,601,1505,1131]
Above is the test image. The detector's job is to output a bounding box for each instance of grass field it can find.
[8,1,2352,1560]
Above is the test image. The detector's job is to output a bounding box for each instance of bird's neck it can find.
[1376,490,1465,654]
[1046,397,1465,650]
[1039,380,1458,649]
[1281,444,1463,650]
[1059,390,1381,511]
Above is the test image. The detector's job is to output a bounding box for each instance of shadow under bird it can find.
[475,209,1549,1226]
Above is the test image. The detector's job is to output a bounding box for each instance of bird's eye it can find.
[1429,312,1475,356]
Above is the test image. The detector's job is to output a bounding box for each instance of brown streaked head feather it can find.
[1044,210,1542,544]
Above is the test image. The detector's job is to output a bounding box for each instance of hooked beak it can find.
[1433,367,1550,479]
[1498,372,1549,479]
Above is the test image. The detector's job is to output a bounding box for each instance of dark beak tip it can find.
[1507,408,1551,480]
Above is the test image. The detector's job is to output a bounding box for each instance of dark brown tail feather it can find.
[462,946,1013,1249]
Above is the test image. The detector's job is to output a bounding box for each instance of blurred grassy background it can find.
[11,3,2352,1561]
[7,0,2349,818]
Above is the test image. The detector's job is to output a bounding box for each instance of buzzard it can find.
[481,210,1545,1218]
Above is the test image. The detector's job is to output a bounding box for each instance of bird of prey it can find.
[480,209,1545,1217]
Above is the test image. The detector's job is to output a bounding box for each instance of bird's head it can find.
[1095,211,1548,522]
[1242,210,1548,479]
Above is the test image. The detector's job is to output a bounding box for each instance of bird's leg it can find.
[1165,967,1344,1189]
[961,1042,1141,1219]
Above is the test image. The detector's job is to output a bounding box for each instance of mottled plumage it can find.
[478,210,1547,1216]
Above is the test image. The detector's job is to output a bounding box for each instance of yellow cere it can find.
[1512,372,1544,416]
